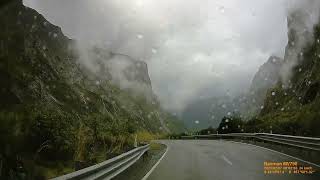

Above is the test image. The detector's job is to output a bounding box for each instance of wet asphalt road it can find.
[146,140,320,180]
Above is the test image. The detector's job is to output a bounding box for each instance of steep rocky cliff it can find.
[84,47,157,102]
[257,10,320,136]
[234,56,283,118]
[0,0,184,179]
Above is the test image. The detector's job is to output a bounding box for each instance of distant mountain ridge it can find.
[181,55,284,129]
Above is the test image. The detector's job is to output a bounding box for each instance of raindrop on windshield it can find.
[151,48,157,54]
[137,34,144,39]
[218,6,225,13]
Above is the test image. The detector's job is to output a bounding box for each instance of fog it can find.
[23,0,320,113]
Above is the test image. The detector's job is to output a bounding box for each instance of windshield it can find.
[0,0,319,180]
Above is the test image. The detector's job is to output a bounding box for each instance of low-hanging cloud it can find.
[23,0,319,113]
[280,0,320,86]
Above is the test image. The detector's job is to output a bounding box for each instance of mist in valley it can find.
[23,0,320,128]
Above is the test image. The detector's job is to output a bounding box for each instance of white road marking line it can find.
[226,140,320,168]
[221,154,233,166]
[141,145,169,180]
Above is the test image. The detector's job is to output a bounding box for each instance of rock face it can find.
[85,47,156,102]
[280,10,315,85]
[250,56,283,93]
[236,56,283,117]
[0,1,184,178]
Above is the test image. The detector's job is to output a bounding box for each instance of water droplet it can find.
[137,34,144,39]
[271,91,276,96]
[219,6,225,13]
[151,48,157,54]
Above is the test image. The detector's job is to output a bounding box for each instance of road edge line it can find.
[141,144,169,180]
[225,140,320,168]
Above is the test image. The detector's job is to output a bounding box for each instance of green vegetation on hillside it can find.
[0,1,185,179]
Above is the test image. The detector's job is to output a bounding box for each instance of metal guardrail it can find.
[51,144,150,180]
[181,133,320,151]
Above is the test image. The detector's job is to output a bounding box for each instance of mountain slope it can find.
[235,56,283,118]
[0,0,184,179]
[256,10,320,137]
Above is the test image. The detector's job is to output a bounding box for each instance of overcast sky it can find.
[23,0,316,113]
